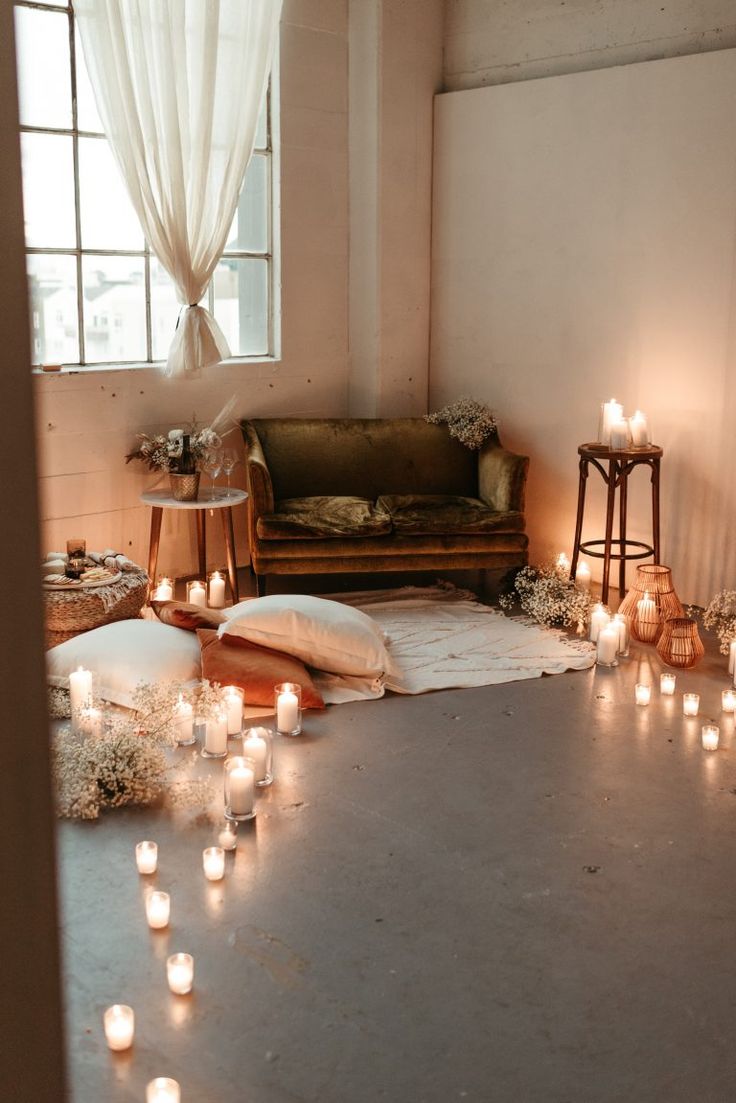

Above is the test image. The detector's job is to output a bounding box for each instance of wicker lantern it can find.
[656,617,705,669]
[617,565,684,643]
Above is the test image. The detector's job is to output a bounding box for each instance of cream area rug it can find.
[312,585,596,704]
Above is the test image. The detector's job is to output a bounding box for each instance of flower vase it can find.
[169,472,200,502]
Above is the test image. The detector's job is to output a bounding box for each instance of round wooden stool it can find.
[570,442,663,604]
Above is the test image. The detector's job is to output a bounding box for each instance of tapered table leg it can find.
[147,507,163,601]
[196,510,207,578]
[651,458,661,564]
[601,459,618,604]
[570,457,589,580]
[618,464,628,598]
[221,507,240,603]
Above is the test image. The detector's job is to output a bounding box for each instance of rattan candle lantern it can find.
[656,617,705,669]
[617,565,685,643]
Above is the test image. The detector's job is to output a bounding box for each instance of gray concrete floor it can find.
[58,590,736,1102]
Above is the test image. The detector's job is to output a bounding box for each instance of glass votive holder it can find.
[218,821,238,851]
[202,846,225,882]
[660,673,676,695]
[146,1079,181,1103]
[722,689,736,713]
[103,1004,135,1051]
[201,711,228,758]
[208,569,226,609]
[154,576,174,602]
[174,694,196,746]
[596,623,619,667]
[224,755,256,822]
[222,685,244,736]
[135,840,158,875]
[275,682,302,735]
[186,579,207,609]
[635,683,651,706]
[242,726,274,787]
[683,693,700,717]
[702,724,720,751]
[78,702,105,738]
[166,953,194,995]
[145,889,170,929]
[612,613,629,657]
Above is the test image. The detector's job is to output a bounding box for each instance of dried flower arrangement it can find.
[125,396,237,473]
[699,590,736,654]
[499,563,592,635]
[425,397,497,450]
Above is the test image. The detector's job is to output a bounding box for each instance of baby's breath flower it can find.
[700,590,736,654]
[425,397,497,450]
[499,562,592,634]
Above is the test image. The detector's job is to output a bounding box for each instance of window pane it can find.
[79,137,143,249]
[27,254,79,366]
[82,256,146,363]
[224,154,268,254]
[213,257,269,357]
[254,89,268,150]
[15,7,72,129]
[151,260,182,361]
[21,132,76,247]
[74,23,104,134]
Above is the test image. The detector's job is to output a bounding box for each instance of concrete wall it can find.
[444,0,736,90]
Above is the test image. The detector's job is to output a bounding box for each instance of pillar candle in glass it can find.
[155,577,174,602]
[146,1079,181,1103]
[145,890,170,929]
[598,399,623,446]
[135,840,158,875]
[218,821,238,850]
[612,613,630,657]
[629,410,650,447]
[589,605,610,644]
[575,561,591,592]
[166,953,194,995]
[596,624,619,667]
[729,640,736,679]
[224,755,256,821]
[660,673,676,696]
[683,693,700,717]
[610,418,631,450]
[174,694,195,746]
[635,683,651,706]
[202,711,228,758]
[186,580,207,609]
[103,1004,135,1051]
[222,685,244,736]
[208,570,226,609]
[722,689,736,713]
[242,726,274,786]
[275,682,302,735]
[202,846,225,882]
[78,703,104,738]
[702,724,720,751]
[69,666,93,718]
[635,590,659,643]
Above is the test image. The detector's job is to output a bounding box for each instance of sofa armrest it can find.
[242,422,275,543]
[478,444,529,513]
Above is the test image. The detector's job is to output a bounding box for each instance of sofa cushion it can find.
[377,494,525,536]
[257,495,392,540]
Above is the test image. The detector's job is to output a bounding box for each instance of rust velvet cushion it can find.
[152,600,227,632]
[196,629,324,708]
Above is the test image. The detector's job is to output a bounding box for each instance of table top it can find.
[579,442,663,459]
[140,488,248,510]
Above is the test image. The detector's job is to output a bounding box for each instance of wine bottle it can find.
[179,434,196,474]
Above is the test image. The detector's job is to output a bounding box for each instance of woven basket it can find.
[44,570,148,649]
[617,564,684,643]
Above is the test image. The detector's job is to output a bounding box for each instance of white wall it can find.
[444,0,736,90]
[430,48,736,606]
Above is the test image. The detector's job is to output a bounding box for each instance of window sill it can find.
[32,355,280,378]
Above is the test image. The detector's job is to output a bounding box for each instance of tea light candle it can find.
[683,693,700,717]
[635,683,651,706]
[242,726,272,785]
[612,612,629,656]
[145,890,170,929]
[575,561,591,591]
[222,686,243,736]
[146,1079,180,1103]
[660,673,676,695]
[166,953,194,995]
[173,695,194,746]
[629,410,650,447]
[596,624,619,667]
[589,604,610,644]
[187,580,207,609]
[729,639,736,677]
[702,724,720,751]
[69,666,93,716]
[208,570,226,609]
[218,822,238,850]
[203,712,228,757]
[203,846,225,881]
[155,577,174,602]
[135,840,158,875]
[722,689,736,713]
[103,1004,135,1051]
[635,590,659,643]
[225,756,255,818]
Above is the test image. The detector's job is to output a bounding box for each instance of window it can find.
[15,1,278,369]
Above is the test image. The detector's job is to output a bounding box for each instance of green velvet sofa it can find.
[241,418,529,592]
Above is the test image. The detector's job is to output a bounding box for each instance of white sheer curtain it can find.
[74,0,281,376]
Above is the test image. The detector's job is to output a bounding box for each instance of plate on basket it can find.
[43,569,122,591]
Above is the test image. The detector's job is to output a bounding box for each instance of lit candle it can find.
[242,726,272,785]
[166,953,194,995]
[702,724,720,751]
[173,695,194,746]
[276,683,301,734]
[155,577,174,602]
[218,822,237,850]
[202,846,225,881]
[222,686,243,736]
[145,890,170,930]
[208,570,226,609]
[103,1004,135,1052]
[69,666,93,718]
[729,640,736,677]
[598,398,624,446]
[146,1079,181,1103]
[555,552,570,577]
[722,689,736,713]
[225,757,255,818]
[635,590,659,643]
[589,604,610,644]
[660,673,676,695]
[596,624,619,667]
[635,683,651,706]
[629,410,650,447]
[187,580,207,609]
[135,840,158,875]
[78,704,103,738]
[610,417,630,450]
[203,712,228,757]
[575,561,591,592]
[683,693,700,717]
[612,612,629,656]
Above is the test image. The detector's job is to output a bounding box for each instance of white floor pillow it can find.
[47,619,202,708]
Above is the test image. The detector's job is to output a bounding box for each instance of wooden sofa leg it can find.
[255,574,267,597]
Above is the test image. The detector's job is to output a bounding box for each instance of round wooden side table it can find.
[570,442,662,605]
[140,488,248,603]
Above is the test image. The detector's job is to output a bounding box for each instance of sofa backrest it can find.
[244,418,483,500]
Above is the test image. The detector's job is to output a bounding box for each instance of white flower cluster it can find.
[701,590,736,654]
[425,397,498,450]
[499,563,592,634]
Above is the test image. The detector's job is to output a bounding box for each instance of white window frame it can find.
[17,0,281,373]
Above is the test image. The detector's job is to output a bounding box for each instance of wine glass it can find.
[221,448,238,498]
[202,448,223,501]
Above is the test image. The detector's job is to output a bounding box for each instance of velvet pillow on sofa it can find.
[196,630,324,709]
[152,600,226,632]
